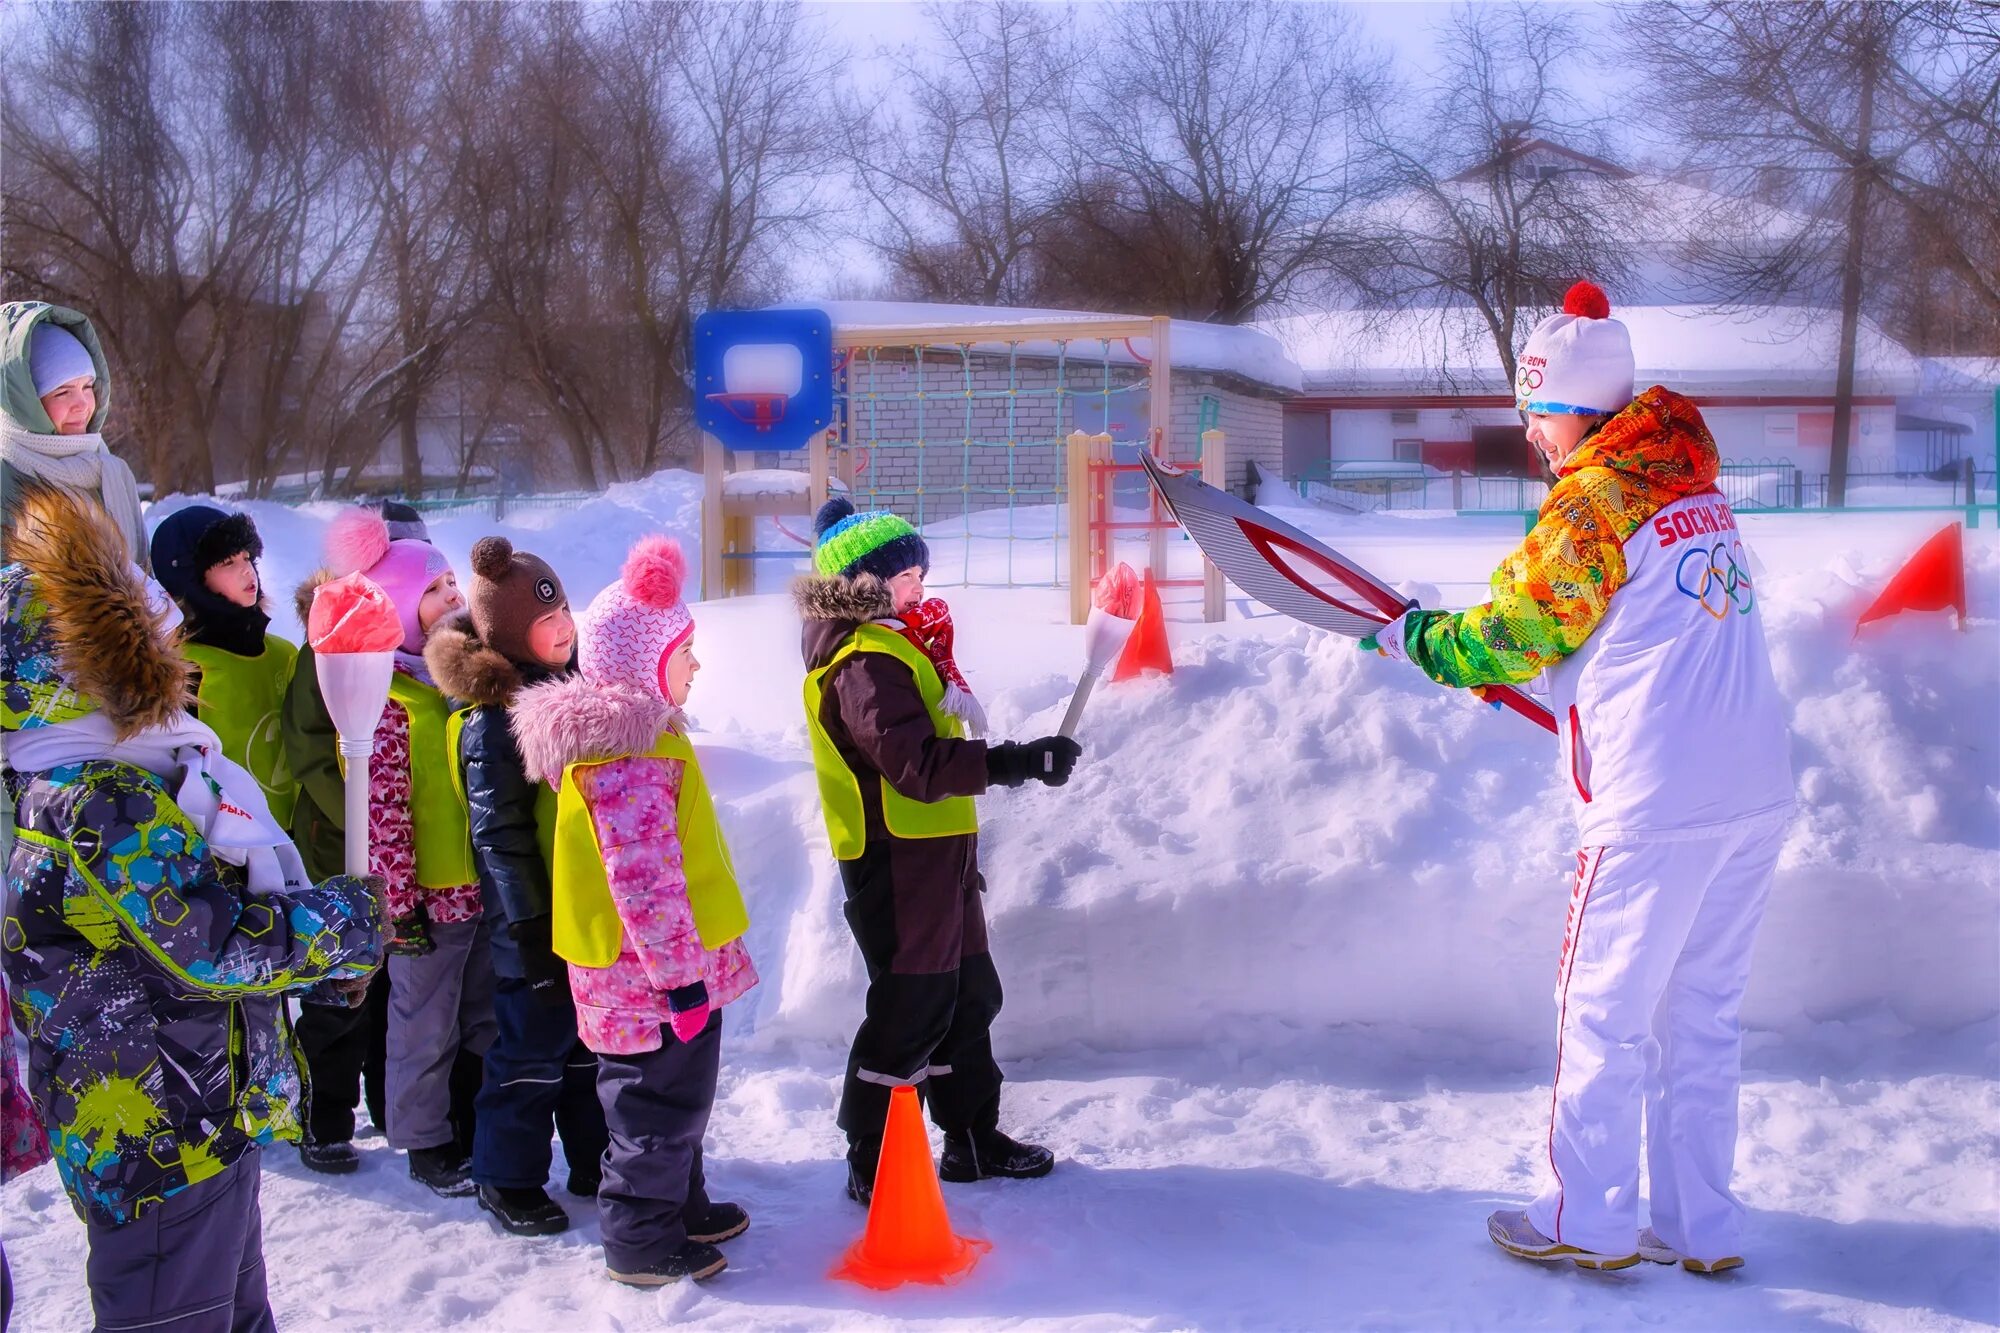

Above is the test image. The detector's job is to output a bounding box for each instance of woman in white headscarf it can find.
[1,300,148,567]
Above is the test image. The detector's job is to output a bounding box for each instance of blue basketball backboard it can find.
[693,308,835,451]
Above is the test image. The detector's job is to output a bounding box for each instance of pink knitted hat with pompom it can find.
[577,535,693,700]
[325,506,453,653]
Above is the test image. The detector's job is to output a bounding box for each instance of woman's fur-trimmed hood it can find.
[509,674,677,786]
[5,486,189,737]
[425,609,525,708]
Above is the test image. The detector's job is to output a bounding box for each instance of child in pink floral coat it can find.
[511,535,755,1288]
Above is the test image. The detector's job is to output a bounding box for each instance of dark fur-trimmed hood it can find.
[425,609,526,708]
[795,572,898,673]
[793,571,895,624]
[4,486,190,737]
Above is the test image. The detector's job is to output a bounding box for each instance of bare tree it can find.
[1037,0,1386,322]
[1623,1,1984,504]
[1361,3,1631,390]
[844,1,1076,304]
[4,3,375,496]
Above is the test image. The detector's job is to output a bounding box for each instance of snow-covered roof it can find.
[1919,357,2000,396]
[1263,304,1923,398]
[799,299,1304,395]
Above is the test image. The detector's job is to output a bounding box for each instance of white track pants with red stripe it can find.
[1525,817,1784,1262]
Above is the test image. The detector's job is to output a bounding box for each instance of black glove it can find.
[512,916,569,1007]
[985,736,1083,789]
[387,903,435,957]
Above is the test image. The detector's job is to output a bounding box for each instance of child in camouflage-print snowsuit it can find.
[2,485,383,1332]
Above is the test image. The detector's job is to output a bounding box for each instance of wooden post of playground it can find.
[1201,427,1226,623]
[809,427,831,513]
[1146,314,1173,581]
[701,433,725,601]
[1066,429,1092,624]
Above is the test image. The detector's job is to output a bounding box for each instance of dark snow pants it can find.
[84,1149,273,1333]
[594,1014,721,1272]
[835,843,1005,1150]
[295,968,388,1144]
[473,976,608,1191]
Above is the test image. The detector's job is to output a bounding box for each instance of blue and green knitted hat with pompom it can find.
[812,496,929,582]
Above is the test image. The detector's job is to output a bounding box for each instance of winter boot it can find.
[605,1241,727,1287]
[939,1127,1055,1184]
[298,1139,360,1175]
[477,1184,570,1237]
[1638,1226,1744,1275]
[687,1200,750,1245]
[407,1145,475,1198]
[1487,1209,1640,1271]
[844,1137,881,1206]
[566,1168,601,1199]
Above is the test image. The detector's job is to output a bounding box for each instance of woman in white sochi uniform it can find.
[1365,281,1795,1274]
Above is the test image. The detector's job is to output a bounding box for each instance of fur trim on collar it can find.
[9,487,190,738]
[509,675,677,785]
[293,569,333,630]
[424,610,524,708]
[793,571,894,623]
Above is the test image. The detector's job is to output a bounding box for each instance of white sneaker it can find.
[1487,1209,1640,1271]
[1638,1226,1745,1274]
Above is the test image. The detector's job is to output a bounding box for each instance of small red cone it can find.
[1111,570,1173,681]
[831,1085,990,1290]
[1857,523,1968,633]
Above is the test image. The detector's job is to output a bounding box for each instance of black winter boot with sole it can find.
[687,1201,750,1244]
[298,1140,360,1175]
[939,1127,1055,1183]
[407,1145,476,1197]
[477,1184,570,1236]
[606,1241,727,1287]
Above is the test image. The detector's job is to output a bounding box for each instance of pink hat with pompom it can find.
[577,535,692,700]
[325,506,453,653]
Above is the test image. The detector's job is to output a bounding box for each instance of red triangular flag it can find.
[1856,523,1967,633]
[1112,569,1173,680]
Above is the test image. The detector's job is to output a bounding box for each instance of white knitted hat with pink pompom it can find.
[577,535,693,701]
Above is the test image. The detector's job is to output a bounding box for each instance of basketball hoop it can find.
[707,391,789,433]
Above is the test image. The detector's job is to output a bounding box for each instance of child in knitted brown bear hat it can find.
[426,537,608,1238]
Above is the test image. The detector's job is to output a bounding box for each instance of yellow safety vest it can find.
[385,672,477,889]
[550,730,749,968]
[802,624,979,861]
[184,636,299,826]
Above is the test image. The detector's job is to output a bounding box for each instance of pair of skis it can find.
[1136,451,1556,735]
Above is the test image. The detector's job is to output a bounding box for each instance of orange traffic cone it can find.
[831,1085,990,1289]
[1111,569,1173,681]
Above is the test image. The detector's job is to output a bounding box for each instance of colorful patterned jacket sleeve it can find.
[1403,468,1633,687]
[13,762,383,1000]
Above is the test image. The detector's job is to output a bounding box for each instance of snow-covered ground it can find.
[7,481,1997,1331]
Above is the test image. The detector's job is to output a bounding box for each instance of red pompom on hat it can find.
[622,535,687,610]
[1563,280,1612,320]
